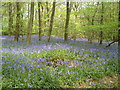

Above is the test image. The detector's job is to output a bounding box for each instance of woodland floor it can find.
[1,35,119,88]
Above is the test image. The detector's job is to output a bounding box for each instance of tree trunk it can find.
[46,2,49,22]
[14,2,20,42]
[64,0,71,41]
[28,3,30,19]
[118,1,120,47]
[27,2,34,45]
[20,3,24,40]
[47,0,56,42]
[99,31,103,44]
[38,2,42,41]
[72,2,78,41]
[99,2,104,44]
[35,10,37,20]
[8,2,13,38]
[118,1,120,65]
[86,2,98,43]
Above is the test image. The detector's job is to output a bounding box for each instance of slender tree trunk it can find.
[38,2,42,41]
[41,3,45,34]
[14,2,20,42]
[47,0,56,42]
[72,2,78,41]
[64,0,71,41]
[109,2,112,21]
[99,2,104,44]
[89,17,95,43]
[35,10,37,20]
[46,2,49,22]
[118,1,120,47]
[27,2,34,45]
[8,2,13,38]
[20,3,24,40]
[28,3,30,19]
[118,1,120,71]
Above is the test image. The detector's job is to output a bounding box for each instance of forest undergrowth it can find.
[1,35,118,88]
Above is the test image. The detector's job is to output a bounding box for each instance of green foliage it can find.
[1,2,118,41]
[2,46,118,88]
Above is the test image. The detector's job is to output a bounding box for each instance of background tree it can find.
[47,0,56,42]
[118,1,120,47]
[64,0,71,41]
[99,2,104,44]
[8,2,13,38]
[1,1,118,45]
[38,2,42,41]
[46,2,50,23]
[26,2,34,45]
[14,2,20,42]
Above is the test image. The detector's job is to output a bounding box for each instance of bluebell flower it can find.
[64,61,69,64]
[68,66,72,68]
[8,65,12,69]
[39,69,43,71]
[74,72,78,74]
[76,78,79,80]
[37,58,46,62]
[22,67,25,71]
[28,84,32,87]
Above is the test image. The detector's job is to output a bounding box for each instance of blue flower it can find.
[8,65,12,69]
[28,84,32,87]
[68,66,72,68]
[37,58,46,62]
[39,69,43,71]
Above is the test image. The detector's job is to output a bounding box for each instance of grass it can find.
[1,35,118,88]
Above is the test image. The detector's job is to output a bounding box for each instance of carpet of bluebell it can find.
[1,35,118,88]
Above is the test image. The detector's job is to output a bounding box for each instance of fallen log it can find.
[106,39,120,47]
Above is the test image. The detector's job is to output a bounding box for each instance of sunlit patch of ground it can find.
[75,74,118,88]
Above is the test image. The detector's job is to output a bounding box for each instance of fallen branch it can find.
[106,39,120,47]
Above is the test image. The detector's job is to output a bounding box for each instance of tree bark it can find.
[8,2,13,38]
[28,3,30,19]
[64,0,71,41]
[38,2,42,41]
[72,2,78,41]
[106,39,120,47]
[20,3,24,40]
[47,0,56,42]
[99,2,104,44]
[118,1,120,47]
[118,1,120,68]
[46,2,49,22]
[14,2,20,42]
[27,2,34,45]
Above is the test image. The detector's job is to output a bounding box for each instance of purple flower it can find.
[74,72,78,74]
[39,69,43,71]
[56,43,60,46]
[8,65,12,68]
[76,78,79,80]
[36,65,41,67]
[68,66,72,68]
[64,61,69,64]
[103,62,108,64]
[18,77,20,80]
[37,58,46,62]
[22,67,25,71]
[28,84,32,87]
